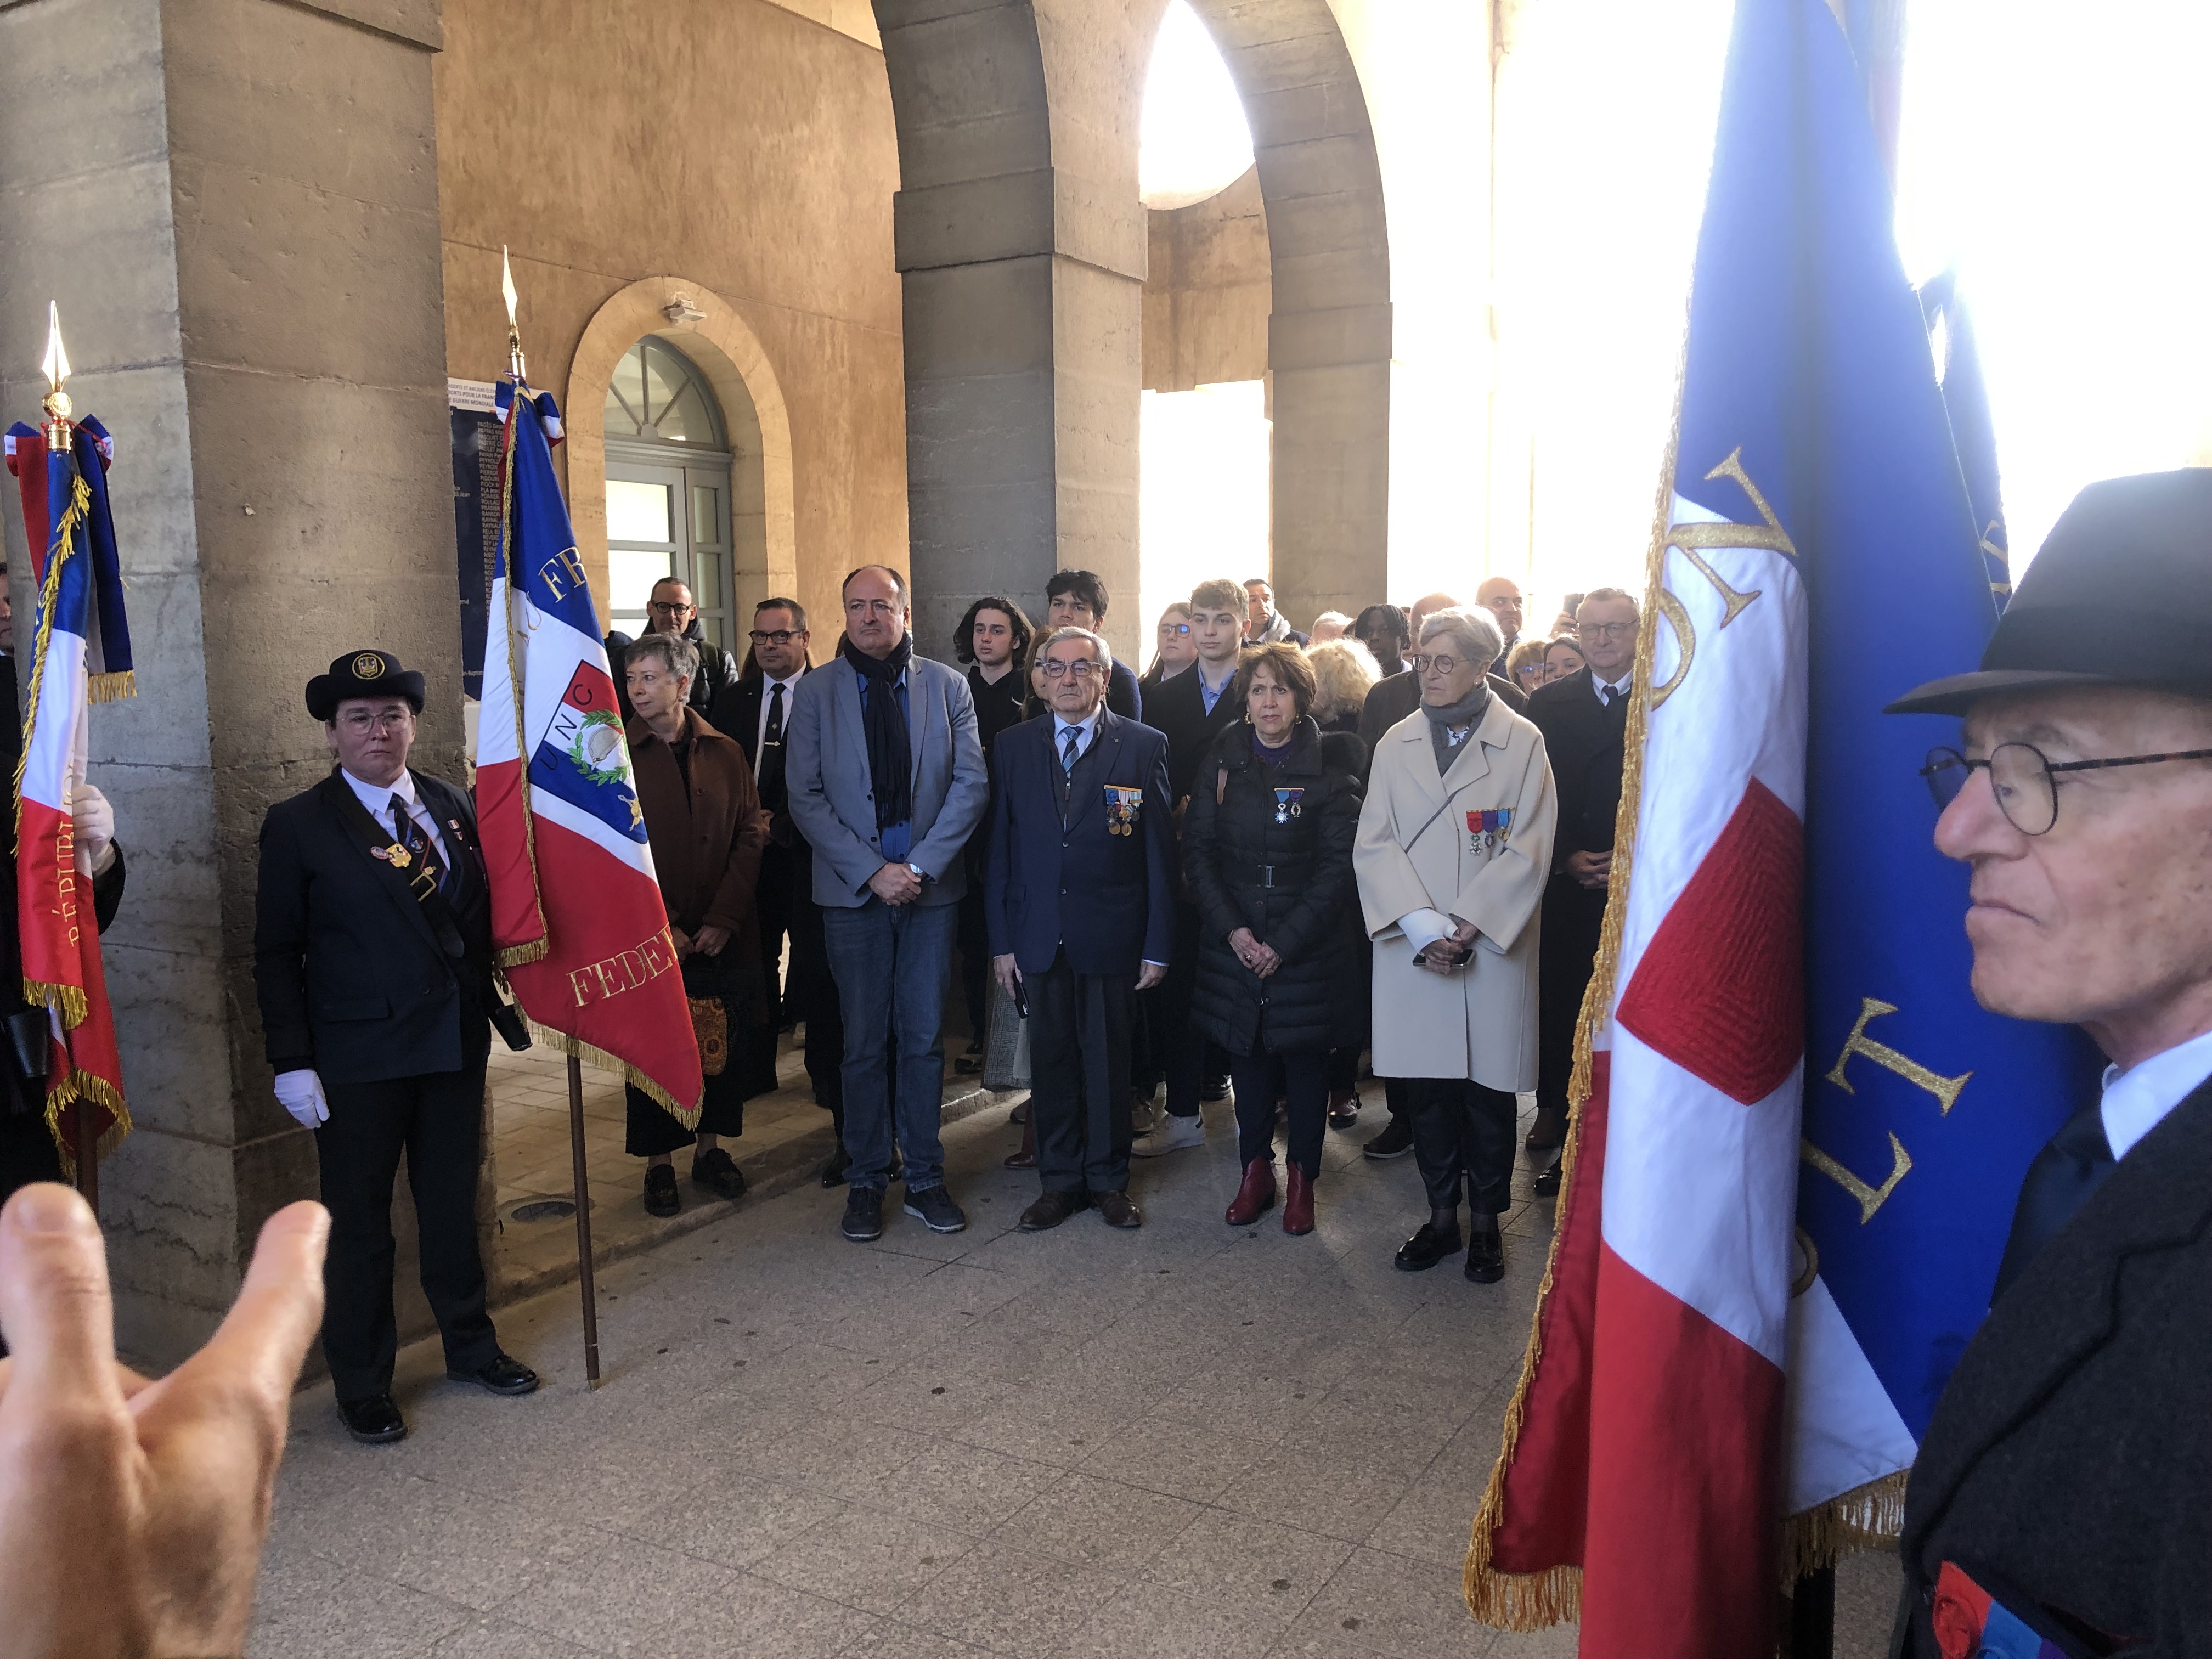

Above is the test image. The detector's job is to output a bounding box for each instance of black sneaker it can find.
[691,1147,748,1201]
[841,1185,884,1243]
[1201,1075,1231,1103]
[643,1163,680,1216]
[904,1185,968,1234]
[1362,1114,1415,1161]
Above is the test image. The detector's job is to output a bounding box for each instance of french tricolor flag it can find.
[4,413,135,1178]
[475,381,702,1125]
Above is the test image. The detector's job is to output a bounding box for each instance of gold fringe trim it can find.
[47,1065,133,1183]
[87,669,136,703]
[1465,323,1692,1634]
[497,937,551,970]
[523,1015,702,1132]
[15,477,89,842]
[21,975,88,1029]
[1781,1471,1906,1583]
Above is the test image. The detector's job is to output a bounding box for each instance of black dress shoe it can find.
[1532,1160,1562,1198]
[449,1353,539,1396]
[1464,1228,1505,1283]
[691,1147,747,1201]
[1394,1221,1465,1272]
[1018,1189,1090,1232]
[819,1150,848,1188]
[338,1392,407,1444]
[1095,1190,1142,1229]
[1201,1076,1231,1103]
[643,1163,680,1217]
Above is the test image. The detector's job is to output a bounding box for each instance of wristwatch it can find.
[906,862,930,884]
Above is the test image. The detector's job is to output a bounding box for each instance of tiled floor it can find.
[256,1077,1900,1658]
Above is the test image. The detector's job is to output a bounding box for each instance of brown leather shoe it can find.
[1018,1189,1088,1232]
[1224,1155,1277,1226]
[1524,1107,1567,1152]
[1096,1189,1143,1229]
[1003,1115,1037,1170]
[1282,1164,1315,1235]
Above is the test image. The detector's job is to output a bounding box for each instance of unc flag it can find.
[474,381,702,1125]
[1464,1,2099,1651]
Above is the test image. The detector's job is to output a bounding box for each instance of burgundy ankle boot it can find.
[1282,1165,1316,1235]
[1225,1156,1277,1224]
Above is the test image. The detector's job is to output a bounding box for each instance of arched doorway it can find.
[602,336,743,648]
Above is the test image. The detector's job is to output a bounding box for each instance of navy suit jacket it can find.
[984,709,1176,978]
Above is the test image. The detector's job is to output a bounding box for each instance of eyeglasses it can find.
[1039,659,1102,680]
[1159,622,1191,636]
[647,600,695,616]
[1576,621,1635,641]
[748,629,802,646]
[1412,653,1471,675]
[1921,742,2212,836]
[337,710,411,735]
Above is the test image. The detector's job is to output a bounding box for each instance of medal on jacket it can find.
[1273,787,1305,825]
[1467,808,1512,853]
[1104,785,1142,836]
[375,842,413,869]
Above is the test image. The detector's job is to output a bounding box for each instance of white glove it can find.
[1398,907,1454,954]
[273,1069,329,1128]
[69,782,117,877]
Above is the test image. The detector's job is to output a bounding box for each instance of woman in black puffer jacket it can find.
[1183,643,1367,1234]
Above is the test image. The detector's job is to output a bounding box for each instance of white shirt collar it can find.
[342,766,418,818]
[763,669,801,693]
[1054,705,1104,742]
[1593,672,1630,702]
[2100,1026,2212,1161]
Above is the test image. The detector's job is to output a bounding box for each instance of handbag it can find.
[689,996,728,1077]
[983,974,1030,1091]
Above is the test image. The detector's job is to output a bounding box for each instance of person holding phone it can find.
[1353,608,1556,1283]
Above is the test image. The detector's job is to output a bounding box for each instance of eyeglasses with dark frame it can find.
[748,629,803,646]
[1920,742,2212,837]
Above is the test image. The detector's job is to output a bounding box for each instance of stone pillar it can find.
[0,0,456,1366]
[876,0,1149,664]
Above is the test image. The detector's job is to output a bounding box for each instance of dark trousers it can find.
[1406,1077,1517,1216]
[0,1103,63,1203]
[1537,876,1608,1118]
[956,866,991,1051]
[1232,1048,1328,1176]
[316,1054,499,1401]
[1157,906,1212,1119]
[1027,949,1136,1194]
[625,1069,748,1156]
[752,842,844,1109]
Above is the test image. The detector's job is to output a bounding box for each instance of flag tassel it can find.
[520,1015,703,1132]
[1782,1472,1907,1584]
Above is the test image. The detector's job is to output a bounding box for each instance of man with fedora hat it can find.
[254,649,537,1444]
[1886,470,2212,1655]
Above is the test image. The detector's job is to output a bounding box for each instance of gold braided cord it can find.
[1781,1471,1905,1584]
[48,1065,132,1185]
[496,937,551,970]
[1464,334,1690,1633]
[521,1016,702,1131]
[494,384,552,960]
[13,476,88,842]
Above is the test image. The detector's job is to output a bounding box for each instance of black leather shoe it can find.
[449,1353,539,1396]
[1394,1221,1465,1272]
[819,1150,848,1188]
[1363,1114,1415,1161]
[691,1147,747,1201]
[338,1392,407,1444]
[643,1163,680,1216]
[1018,1189,1090,1232]
[842,1185,884,1242]
[1095,1190,1142,1229]
[1532,1160,1562,1198]
[1464,1228,1505,1283]
[1201,1076,1231,1103]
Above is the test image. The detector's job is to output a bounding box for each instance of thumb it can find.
[168,1203,328,1410]
[0,1183,125,1414]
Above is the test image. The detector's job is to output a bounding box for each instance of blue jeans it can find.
[821,897,958,1192]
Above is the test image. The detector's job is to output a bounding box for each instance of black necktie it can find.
[391,795,450,895]
[759,681,787,805]
[1990,1102,2116,1302]
[1058,726,1080,817]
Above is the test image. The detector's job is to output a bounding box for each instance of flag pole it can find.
[502,247,601,1387]
[36,306,97,1211]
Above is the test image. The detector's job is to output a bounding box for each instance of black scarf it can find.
[841,634,915,830]
[1421,681,1492,775]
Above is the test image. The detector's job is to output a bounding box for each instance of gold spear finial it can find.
[40,301,73,447]
[501,246,526,383]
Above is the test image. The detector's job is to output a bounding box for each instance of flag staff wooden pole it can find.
[501,247,601,1388]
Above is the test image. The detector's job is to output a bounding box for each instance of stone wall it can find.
[1142,167,1271,394]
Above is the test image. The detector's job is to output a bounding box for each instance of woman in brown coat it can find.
[623,632,769,1217]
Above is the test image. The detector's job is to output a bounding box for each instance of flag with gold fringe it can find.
[1462,0,2097,1651]
[4,384,137,1180]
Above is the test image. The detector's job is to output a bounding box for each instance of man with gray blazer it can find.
[787,565,990,1244]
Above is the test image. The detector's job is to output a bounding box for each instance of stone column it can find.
[876,0,1149,664]
[0,0,456,1366]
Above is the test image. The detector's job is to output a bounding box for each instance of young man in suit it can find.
[1887,471,2212,1656]
[986,627,1175,1230]
[253,650,537,1445]
[1135,578,1250,1155]
[786,566,989,1244]
[710,597,848,1180]
[1522,588,1638,1188]
[1041,569,1143,720]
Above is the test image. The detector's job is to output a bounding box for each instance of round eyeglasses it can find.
[1920,742,2212,837]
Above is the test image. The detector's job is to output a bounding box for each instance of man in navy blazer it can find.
[986,627,1176,1231]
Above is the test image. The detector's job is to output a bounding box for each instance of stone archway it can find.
[563,277,800,631]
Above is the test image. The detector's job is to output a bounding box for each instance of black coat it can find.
[1893,1077,2212,1657]
[1525,667,1628,862]
[710,665,811,842]
[253,770,494,1083]
[1183,720,1365,1057]
[1142,662,1245,805]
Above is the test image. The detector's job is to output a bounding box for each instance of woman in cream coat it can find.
[1355,607,1556,1283]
